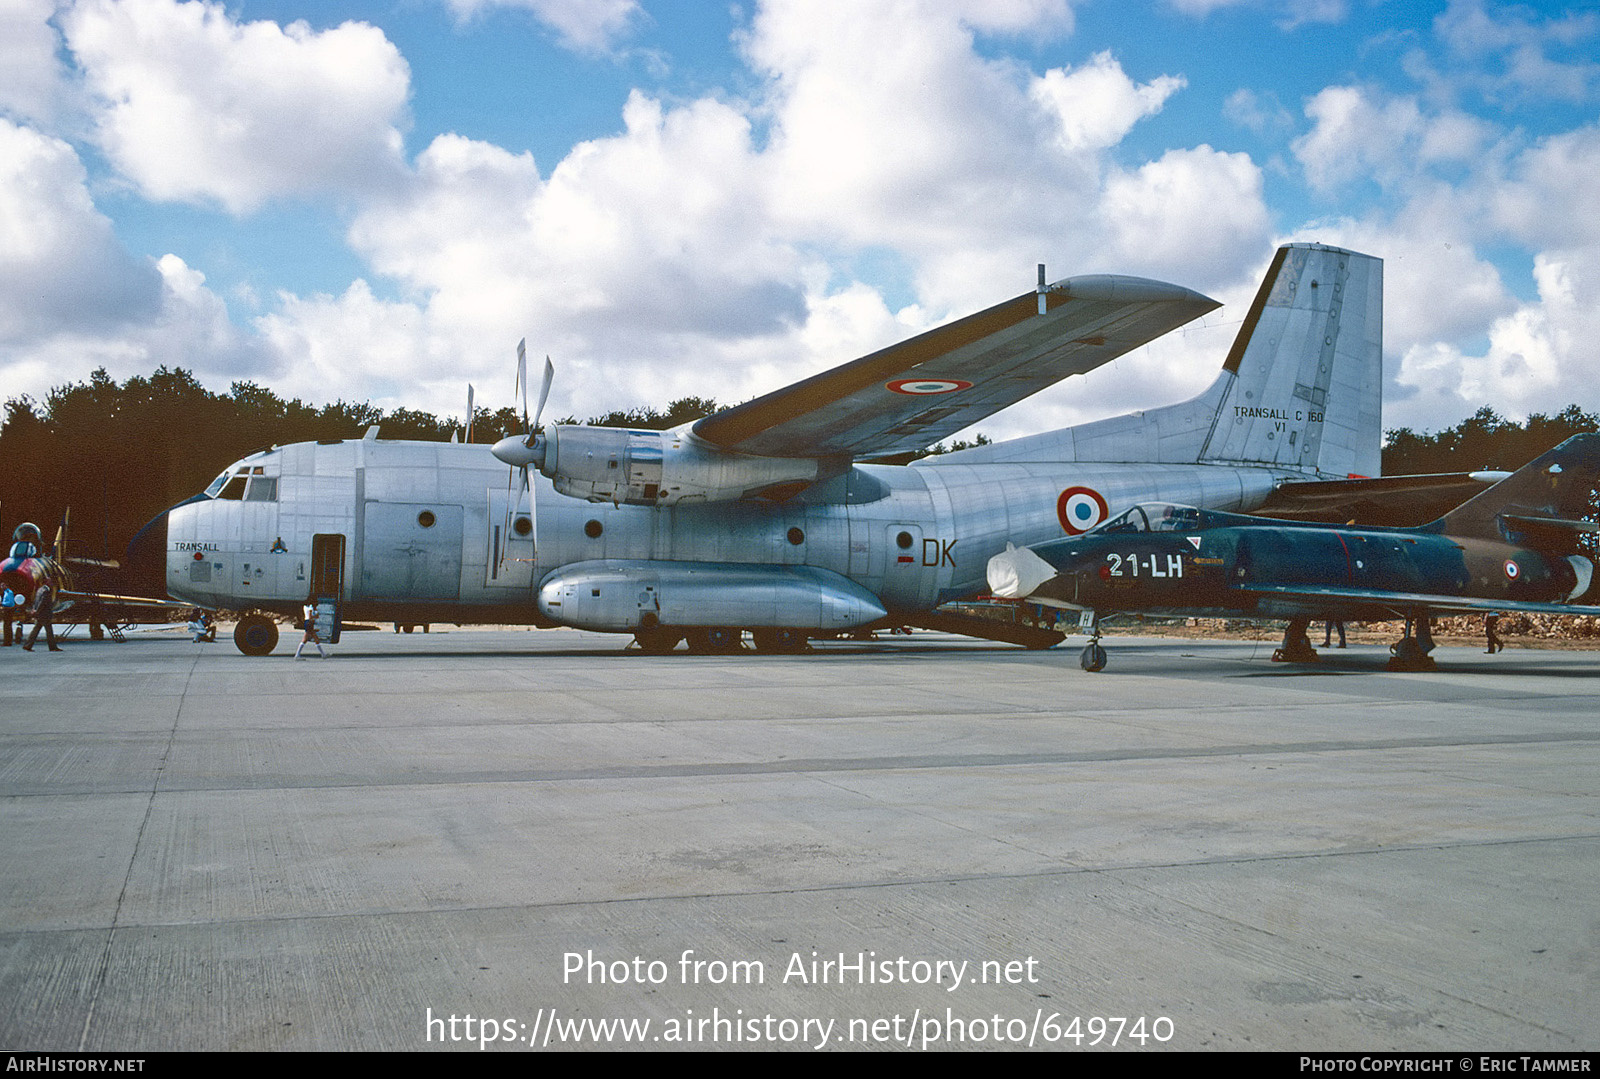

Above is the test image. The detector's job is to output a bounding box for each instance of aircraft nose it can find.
[126,496,200,598]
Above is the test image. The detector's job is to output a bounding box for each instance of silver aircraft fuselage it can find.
[164,436,1290,628]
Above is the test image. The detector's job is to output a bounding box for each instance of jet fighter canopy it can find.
[1094,503,1214,535]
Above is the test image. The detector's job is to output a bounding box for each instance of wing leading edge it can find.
[1241,583,1600,620]
[692,275,1219,459]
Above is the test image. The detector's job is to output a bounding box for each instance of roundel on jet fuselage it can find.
[1057,486,1109,535]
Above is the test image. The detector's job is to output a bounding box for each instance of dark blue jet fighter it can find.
[988,434,1600,671]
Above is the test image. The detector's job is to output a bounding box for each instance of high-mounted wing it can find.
[692,275,1219,459]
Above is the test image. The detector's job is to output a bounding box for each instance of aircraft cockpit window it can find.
[218,475,248,500]
[1094,503,1203,535]
[1147,504,1202,532]
[245,477,278,502]
[1097,505,1152,534]
[204,471,231,498]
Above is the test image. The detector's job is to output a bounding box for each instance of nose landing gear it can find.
[1079,612,1107,672]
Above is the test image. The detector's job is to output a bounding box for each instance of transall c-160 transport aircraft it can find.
[138,243,1400,656]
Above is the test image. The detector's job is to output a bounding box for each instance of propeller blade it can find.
[521,467,536,554]
[465,383,475,443]
[533,356,554,432]
[498,339,543,569]
[516,339,529,433]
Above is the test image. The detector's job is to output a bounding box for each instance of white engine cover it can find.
[537,560,888,631]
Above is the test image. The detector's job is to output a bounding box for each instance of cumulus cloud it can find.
[0,118,162,343]
[62,0,411,214]
[338,90,811,414]
[0,113,275,401]
[1293,85,1497,194]
[1392,250,1599,425]
[0,0,77,129]
[1032,52,1184,152]
[1432,0,1600,104]
[748,0,1255,316]
[0,0,1278,439]
[228,0,1270,431]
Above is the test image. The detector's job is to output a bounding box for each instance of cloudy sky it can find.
[2,0,1597,444]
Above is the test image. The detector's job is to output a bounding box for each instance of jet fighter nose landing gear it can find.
[1079,611,1107,672]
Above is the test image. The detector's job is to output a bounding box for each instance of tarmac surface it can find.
[0,626,1596,1052]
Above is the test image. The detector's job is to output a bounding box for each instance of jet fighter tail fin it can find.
[925,244,1383,479]
[1431,434,1600,546]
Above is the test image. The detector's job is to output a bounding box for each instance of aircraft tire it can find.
[634,627,683,655]
[686,627,743,654]
[751,628,808,654]
[235,614,279,656]
[1080,643,1107,672]
[1387,637,1436,672]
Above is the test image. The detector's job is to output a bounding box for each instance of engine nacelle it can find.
[541,426,831,506]
[537,559,888,632]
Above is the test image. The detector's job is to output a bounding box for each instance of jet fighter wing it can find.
[1240,583,1600,619]
[692,275,1219,459]
[1253,473,1506,527]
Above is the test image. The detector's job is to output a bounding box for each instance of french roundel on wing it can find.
[885,378,973,395]
[1056,486,1109,535]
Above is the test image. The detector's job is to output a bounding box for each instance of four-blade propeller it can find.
[491,339,554,570]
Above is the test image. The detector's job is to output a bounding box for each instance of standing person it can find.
[2,590,18,646]
[3,524,42,647]
[1322,620,1346,648]
[295,603,326,659]
[1485,614,1503,654]
[22,583,61,652]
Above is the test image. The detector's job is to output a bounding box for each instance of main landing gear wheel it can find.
[1271,616,1319,663]
[1079,642,1107,672]
[686,627,743,654]
[1387,615,1438,671]
[234,613,279,656]
[751,628,808,654]
[633,627,684,655]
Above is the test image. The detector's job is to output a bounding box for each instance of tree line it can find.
[1,366,1595,563]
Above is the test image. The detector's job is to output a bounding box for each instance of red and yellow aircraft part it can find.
[0,553,65,609]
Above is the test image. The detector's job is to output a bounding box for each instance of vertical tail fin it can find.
[1196,244,1382,478]
[1432,434,1600,544]
[947,244,1383,477]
